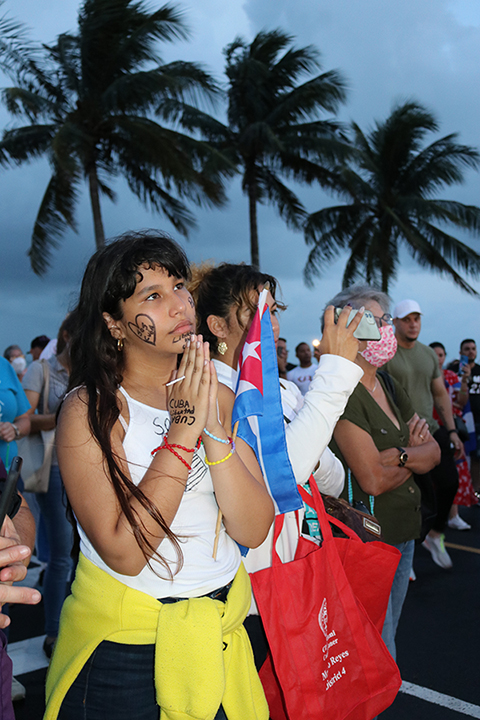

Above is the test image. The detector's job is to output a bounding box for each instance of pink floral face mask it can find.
[360,324,397,367]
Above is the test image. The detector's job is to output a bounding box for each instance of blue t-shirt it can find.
[0,357,30,467]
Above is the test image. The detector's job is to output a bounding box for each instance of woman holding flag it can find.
[44,232,273,720]
[191,262,364,667]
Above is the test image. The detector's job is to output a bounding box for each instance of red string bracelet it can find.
[151,433,202,472]
[151,433,201,457]
[161,444,192,472]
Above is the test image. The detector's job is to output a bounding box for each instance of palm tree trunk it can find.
[88,165,105,249]
[248,181,260,269]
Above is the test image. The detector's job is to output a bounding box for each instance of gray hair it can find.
[3,344,23,361]
[326,284,391,314]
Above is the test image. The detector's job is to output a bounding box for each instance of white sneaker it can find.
[422,533,453,569]
[11,676,26,702]
[448,515,471,531]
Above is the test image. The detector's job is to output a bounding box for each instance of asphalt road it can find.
[8,504,480,719]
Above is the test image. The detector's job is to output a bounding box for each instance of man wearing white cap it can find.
[384,299,462,569]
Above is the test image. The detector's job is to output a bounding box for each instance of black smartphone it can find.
[334,308,381,341]
[0,456,22,530]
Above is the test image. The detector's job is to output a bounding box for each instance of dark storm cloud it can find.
[1,0,480,355]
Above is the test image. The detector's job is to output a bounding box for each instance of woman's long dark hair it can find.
[67,230,191,575]
[190,262,284,352]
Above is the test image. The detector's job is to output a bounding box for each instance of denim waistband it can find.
[158,581,233,605]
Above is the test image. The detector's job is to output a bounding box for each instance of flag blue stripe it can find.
[233,306,302,514]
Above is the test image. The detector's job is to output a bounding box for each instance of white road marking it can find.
[401,681,480,718]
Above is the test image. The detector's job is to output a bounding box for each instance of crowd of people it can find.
[0,229,478,719]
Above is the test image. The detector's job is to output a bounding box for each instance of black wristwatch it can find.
[396,447,408,467]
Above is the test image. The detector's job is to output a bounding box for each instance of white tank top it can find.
[78,387,240,598]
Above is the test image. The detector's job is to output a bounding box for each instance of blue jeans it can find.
[58,641,228,720]
[381,539,415,661]
[36,465,73,637]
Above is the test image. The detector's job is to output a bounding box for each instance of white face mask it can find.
[11,356,27,374]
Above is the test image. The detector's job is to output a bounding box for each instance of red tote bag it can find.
[298,484,401,634]
[250,479,402,720]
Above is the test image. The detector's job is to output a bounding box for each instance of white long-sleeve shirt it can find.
[213,355,363,607]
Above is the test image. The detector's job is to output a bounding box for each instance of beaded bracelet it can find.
[160,444,192,471]
[203,428,230,444]
[151,433,202,472]
[204,438,236,466]
[151,433,201,457]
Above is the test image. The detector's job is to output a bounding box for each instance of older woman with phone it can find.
[328,284,440,660]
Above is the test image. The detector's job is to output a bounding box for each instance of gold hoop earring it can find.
[217,341,228,356]
[117,337,124,352]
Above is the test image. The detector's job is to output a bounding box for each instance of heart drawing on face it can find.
[128,314,156,345]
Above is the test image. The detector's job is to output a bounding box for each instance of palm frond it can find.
[268,69,347,126]
[385,207,480,294]
[0,2,36,79]
[29,165,80,275]
[121,154,197,236]
[260,168,306,229]
[1,124,57,163]
[400,135,480,196]
[103,61,219,114]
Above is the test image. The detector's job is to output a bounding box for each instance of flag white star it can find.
[242,340,261,364]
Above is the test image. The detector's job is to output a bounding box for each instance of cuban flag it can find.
[232,287,302,515]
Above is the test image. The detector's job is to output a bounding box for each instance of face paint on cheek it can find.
[128,314,156,345]
[187,295,194,309]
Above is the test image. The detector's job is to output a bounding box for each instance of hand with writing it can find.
[167,335,213,445]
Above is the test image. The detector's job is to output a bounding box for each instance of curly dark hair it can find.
[190,262,285,353]
[67,230,191,575]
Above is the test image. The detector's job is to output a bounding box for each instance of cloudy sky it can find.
[1,0,480,363]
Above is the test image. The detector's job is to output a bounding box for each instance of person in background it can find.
[28,335,51,362]
[39,338,58,360]
[0,458,42,714]
[22,315,76,659]
[429,342,477,530]
[0,357,30,470]
[384,300,461,570]
[3,346,27,382]
[447,339,480,492]
[287,342,315,395]
[327,285,440,661]
[277,337,288,379]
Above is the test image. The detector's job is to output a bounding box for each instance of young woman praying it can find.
[44,232,273,720]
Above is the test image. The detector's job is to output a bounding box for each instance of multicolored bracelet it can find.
[204,438,236,466]
[203,428,230,444]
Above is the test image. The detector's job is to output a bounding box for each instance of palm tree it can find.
[219,29,348,269]
[0,0,229,275]
[304,101,480,295]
